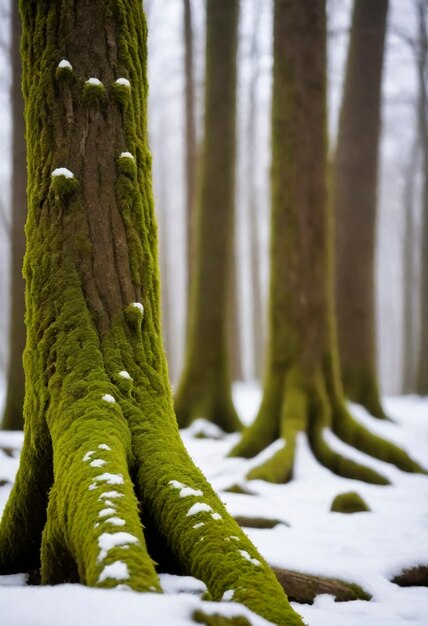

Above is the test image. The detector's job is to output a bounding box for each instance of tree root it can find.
[272,567,372,604]
[391,565,428,587]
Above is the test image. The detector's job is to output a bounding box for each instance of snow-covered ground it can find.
[0,384,427,626]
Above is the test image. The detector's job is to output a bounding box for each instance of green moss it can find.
[55,64,74,83]
[82,80,106,105]
[193,610,251,626]
[50,171,79,198]
[117,152,137,180]
[112,80,131,108]
[331,491,370,514]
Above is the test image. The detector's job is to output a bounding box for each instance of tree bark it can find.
[416,0,428,394]
[175,0,242,431]
[333,0,389,418]
[0,3,303,624]
[230,0,423,484]
[2,0,26,430]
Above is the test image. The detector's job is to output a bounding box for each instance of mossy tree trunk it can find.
[175,0,241,432]
[333,0,388,418]
[416,0,428,395]
[231,0,423,484]
[2,0,26,430]
[0,3,303,624]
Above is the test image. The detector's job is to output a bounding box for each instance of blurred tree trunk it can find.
[2,0,26,430]
[175,0,241,431]
[183,0,196,318]
[333,0,389,418]
[230,0,422,485]
[0,5,304,624]
[416,0,428,394]
[247,0,264,381]
[229,254,243,381]
[402,137,419,393]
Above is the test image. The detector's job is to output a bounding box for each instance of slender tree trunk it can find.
[416,0,428,394]
[2,0,26,430]
[0,4,304,624]
[333,0,389,418]
[230,0,423,485]
[246,0,264,381]
[175,0,242,431]
[402,137,419,393]
[229,254,243,381]
[183,0,196,318]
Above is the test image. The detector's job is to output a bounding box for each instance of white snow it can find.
[238,550,261,567]
[90,459,106,468]
[118,371,132,380]
[186,503,213,517]
[94,473,124,486]
[83,451,95,462]
[51,167,74,179]
[58,59,72,70]
[131,302,144,314]
[222,589,235,601]
[88,484,97,491]
[97,532,139,563]
[99,491,124,500]
[102,394,115,404]
[169,480,203,498]
[192,523,205,529]
[120,152,134,160]
[115,78,131,88]
[99,508,116,518]
[98,562,129,583]
[98,444,111,451]
[105,517,126,527]
[85,78,103,86]
[211,512,222,520]
[1,389,428,626]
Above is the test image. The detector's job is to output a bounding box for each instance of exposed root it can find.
[330,491,370,513]
[391,565,428,588]
[272,567,372,604]
[234,516,289,529]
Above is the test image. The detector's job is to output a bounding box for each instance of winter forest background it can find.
[0,0,425,395]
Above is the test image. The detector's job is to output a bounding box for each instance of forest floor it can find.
[0,383,427,626]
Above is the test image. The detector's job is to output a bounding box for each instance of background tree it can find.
[183,0,196,320]
[333,0,389,418]
[416,0,428,394]
[175,0,242,431]
[231,0,422,484]
[2,0,26,430]
[0,2,303,624]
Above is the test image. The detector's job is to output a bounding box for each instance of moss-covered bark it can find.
[0,2,303,624]
[333,0,389,419]
[2,0,26,431]
[175,0,241,433]
[230,0,424,485]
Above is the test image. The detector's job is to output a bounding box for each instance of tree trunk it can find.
[333,0,388,418]
[416,0,428,394]
[229,255,243,381]
[247,0,264,381]
[0,3,303,624]
[183,0,196,319]
[402,137,419,393]
[175,0,241,432]
[230,0,423,484]
[2,0,26,430]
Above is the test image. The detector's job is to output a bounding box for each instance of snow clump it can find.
[102,394,116,404]
[98,561,129,583]
[51,167,74,179]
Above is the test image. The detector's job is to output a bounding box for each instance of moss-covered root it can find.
[193,611,251,626]
[333,406,427,474]
[132,420,304,626]
[391,565,428,588]
[330,491,370,514]
[174,384,242,433]
[42,409,160,592]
